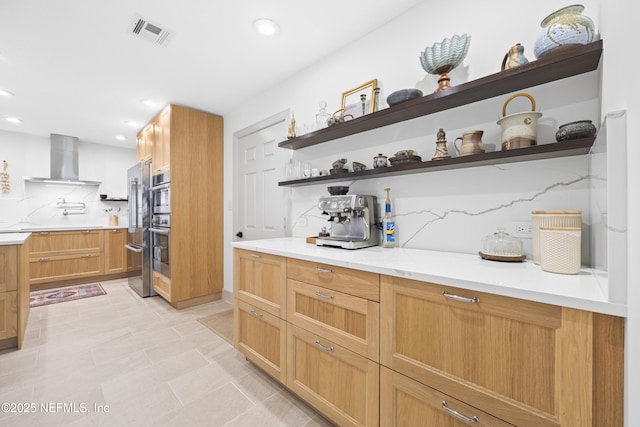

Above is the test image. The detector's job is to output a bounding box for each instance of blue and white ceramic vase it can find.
[533,4,595,59]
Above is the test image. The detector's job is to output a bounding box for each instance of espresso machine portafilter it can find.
[316,195,379,249]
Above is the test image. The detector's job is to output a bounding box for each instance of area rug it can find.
[30,283,107,308]
[198,309,234,344]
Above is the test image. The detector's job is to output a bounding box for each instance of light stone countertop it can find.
[232,237,626,318]
[0,225,128,233]
[0,232,32,245]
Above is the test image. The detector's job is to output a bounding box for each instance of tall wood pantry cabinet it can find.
[138,104,224,308]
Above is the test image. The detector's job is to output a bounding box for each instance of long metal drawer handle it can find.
[315,267,334,274]
[39,257,50,261]
[250,310,263,318]
[124,244,143,253]
[149,227,170,235]
[250,254,261,258]
[442,401,479,424]
[315,340,334,352]
[39,231,50,235]
[81,254,92,258]
[442,291,480,304]
[315,291,334,300]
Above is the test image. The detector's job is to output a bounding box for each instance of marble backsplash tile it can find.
[0,181,127,229]
[290,155,591,263]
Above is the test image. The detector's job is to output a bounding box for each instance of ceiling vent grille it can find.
[129,14,174,46]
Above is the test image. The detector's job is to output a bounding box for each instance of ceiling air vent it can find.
[129,14,174,46]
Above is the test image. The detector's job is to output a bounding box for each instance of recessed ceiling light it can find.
[125,120,139,127]
[5,117,22,124]
[253,18,280,36]
[141,99,157,108]
[115,135,127,141]
[0,89,13,97]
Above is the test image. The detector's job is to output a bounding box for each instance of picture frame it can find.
[340,79,378,120]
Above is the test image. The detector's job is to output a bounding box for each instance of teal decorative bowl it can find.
[420,34,471,75]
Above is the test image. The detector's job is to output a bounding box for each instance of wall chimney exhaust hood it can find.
[23,134,102,185]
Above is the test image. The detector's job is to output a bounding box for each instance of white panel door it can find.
[234,111,289,241]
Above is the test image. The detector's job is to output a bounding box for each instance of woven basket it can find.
[539,227,582,274]
[532,210,582,264]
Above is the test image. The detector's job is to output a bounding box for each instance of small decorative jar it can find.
[373,154,388,168]
[533,4,595,59]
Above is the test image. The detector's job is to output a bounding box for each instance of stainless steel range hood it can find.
[23,134,102,185]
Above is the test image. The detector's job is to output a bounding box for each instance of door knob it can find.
[235,232,243,238]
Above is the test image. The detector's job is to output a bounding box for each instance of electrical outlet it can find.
[512,221,533,237]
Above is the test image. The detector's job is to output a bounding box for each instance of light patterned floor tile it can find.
[0,278,327,426]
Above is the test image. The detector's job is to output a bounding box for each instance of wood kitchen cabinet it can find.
[29,230,104,286]
[136,122,153,161]
[0,239,30,350]
[104,228,127,274]
[379,275,624,427]
[233,249,287,382]
[287,323,379,427]
[151,106,171,174]
[285,258,380,426]
[380,366,514,427]
[143,104,224,308]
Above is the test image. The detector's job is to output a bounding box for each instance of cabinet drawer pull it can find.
[315,267,334,274]
[315,291,334,300]
[250,254,261,258]
[442,401,479,424]
[442,291,480,304]
[81,254,92,258]
[39,231,50,235]
[111,229,119,233]
[314,340,334,352]
[39,257,50,261]
[249,310,263,318]
[81,230,91,233]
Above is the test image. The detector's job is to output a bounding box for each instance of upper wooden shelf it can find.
[278,40,603,150]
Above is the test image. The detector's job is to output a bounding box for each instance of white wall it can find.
[224,0,637,423]
[0,129,135,228]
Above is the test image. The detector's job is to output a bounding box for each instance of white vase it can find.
[533,4,595,59]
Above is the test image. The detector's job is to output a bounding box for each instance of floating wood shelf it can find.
[278,137,594,186]
[278,40,602,151]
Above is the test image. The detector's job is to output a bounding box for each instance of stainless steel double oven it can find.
[149,171,171,278]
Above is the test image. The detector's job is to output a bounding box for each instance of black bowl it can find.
[327,186,349,195]
[387,89,423,107]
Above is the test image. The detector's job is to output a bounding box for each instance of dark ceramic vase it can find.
[555,120,597,142]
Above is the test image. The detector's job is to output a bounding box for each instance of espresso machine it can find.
[316,195,379,249]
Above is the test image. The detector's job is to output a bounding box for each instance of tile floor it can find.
[0,279,334,426]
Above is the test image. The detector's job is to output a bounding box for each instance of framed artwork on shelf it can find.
[341,79,378,119]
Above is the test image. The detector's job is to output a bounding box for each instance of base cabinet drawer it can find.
[235,299,286,383]
[287,279,379,361]
[286,324,379,427]
[29,253,104,284]
[29,230,103,256]
[153,271,172,301]
[234,249,287,318]
[287,258,379,302]
[381,366,514,427]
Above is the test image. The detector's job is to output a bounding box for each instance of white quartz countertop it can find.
[232,237,626,317]
[0,225,127,233]
[0,232,32,245]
